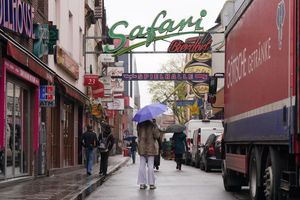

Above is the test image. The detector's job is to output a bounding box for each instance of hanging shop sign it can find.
[33,24,49,58]
[84,74,99,86]
[107,98,124,110]
[184,52,212,96]
[107,67,124,92]
[168,33,212,53]
[54,45,79,80]
[40,85,55,107]
[48,23,59,54]
[175,100,195,107]
[91,81,104,98]
[0,0,35,38]
[122,73,209,81]
[100,54,115,63]
[103,9,208,56]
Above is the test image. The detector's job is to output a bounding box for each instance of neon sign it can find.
[0,0,35,38]
[104,10,207,56]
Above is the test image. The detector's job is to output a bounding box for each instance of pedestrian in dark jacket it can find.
[81,125,98,175]
[98,122,115,176]
[129,139,138,164]
[171,131,187,170]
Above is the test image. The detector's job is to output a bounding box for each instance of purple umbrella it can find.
[132,103,168,123]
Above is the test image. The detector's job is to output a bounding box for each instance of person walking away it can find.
[172,131,187,170]
[129,139,138,164]
[98,122,115,176]
[137,119,160,190]
[81,125,98,175]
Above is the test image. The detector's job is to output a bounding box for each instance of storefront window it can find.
[5,81,29,178]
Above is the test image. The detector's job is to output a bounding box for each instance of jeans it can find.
[131,150,136,164]
[85,148,94,173]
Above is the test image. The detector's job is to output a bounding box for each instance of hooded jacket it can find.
[137,120,160,156]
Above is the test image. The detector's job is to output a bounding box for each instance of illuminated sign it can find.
[0,0,35,38]
[104,9,208,56]
[122,73,209,81]
[40,85,55,107]
[168,33,212,53]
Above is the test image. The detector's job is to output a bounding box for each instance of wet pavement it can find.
[87,156,250,200]
[0,154,130,200]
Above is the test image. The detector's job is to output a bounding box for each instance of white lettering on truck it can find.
[227,37,272,89]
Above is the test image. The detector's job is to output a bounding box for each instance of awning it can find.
[55,76,88,104]
[6,41,55,83]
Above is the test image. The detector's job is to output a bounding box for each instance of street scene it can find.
[0,0,300,200]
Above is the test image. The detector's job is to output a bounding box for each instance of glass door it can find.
[5,81,29,178]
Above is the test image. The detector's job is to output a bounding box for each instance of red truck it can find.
[209,0,300,199]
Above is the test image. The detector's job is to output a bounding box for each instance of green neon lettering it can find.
[145,10,166,47]
[104,21,128,53]
[129,25,146,40]
[158,19,174,33]
[105,9,207,53]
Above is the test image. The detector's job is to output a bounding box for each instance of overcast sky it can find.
[104,0,226,107]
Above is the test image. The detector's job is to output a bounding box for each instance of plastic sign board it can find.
[100,54,115,63]
[103,9,208,56]
[33,24,49,58]
[0,0,35,38]
[122,73,209,82]
[40,85,55,107]
[176,100,195,107]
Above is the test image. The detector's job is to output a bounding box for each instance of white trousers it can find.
[137,155,155,185]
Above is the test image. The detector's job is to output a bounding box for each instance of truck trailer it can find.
[211,0,300,199]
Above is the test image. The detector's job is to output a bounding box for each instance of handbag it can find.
[98,133,109,152]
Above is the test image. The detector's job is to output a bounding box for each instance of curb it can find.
[66,157,130,200]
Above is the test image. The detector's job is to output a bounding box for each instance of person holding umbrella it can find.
[133,103,167,189]
[136,119,160,189]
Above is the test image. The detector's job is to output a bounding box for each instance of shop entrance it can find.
[5,81,30,178]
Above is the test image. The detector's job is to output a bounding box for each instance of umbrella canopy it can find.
[124,135,137,141]
[165,124,185,133]
[132,103,167,123]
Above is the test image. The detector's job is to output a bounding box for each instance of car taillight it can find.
[187,138,191,145]
[208,144,215,156]
[197,135,201,144]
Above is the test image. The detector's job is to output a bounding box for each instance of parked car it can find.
[191,127,223,168]
[199,133,223,172]
[184,119,223,165]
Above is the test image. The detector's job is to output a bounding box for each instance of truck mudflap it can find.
[225,153,248,174]
[280,171,300,199]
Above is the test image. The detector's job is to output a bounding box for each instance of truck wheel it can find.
[249,149,263,200]
[263,148,283,200]
[222,160,241,192]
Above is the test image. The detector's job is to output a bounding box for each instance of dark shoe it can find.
[150,185,156,190]
[87,172,92,176]
[140,184,147,189]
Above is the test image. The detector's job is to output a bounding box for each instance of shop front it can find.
[0,59,40,180]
